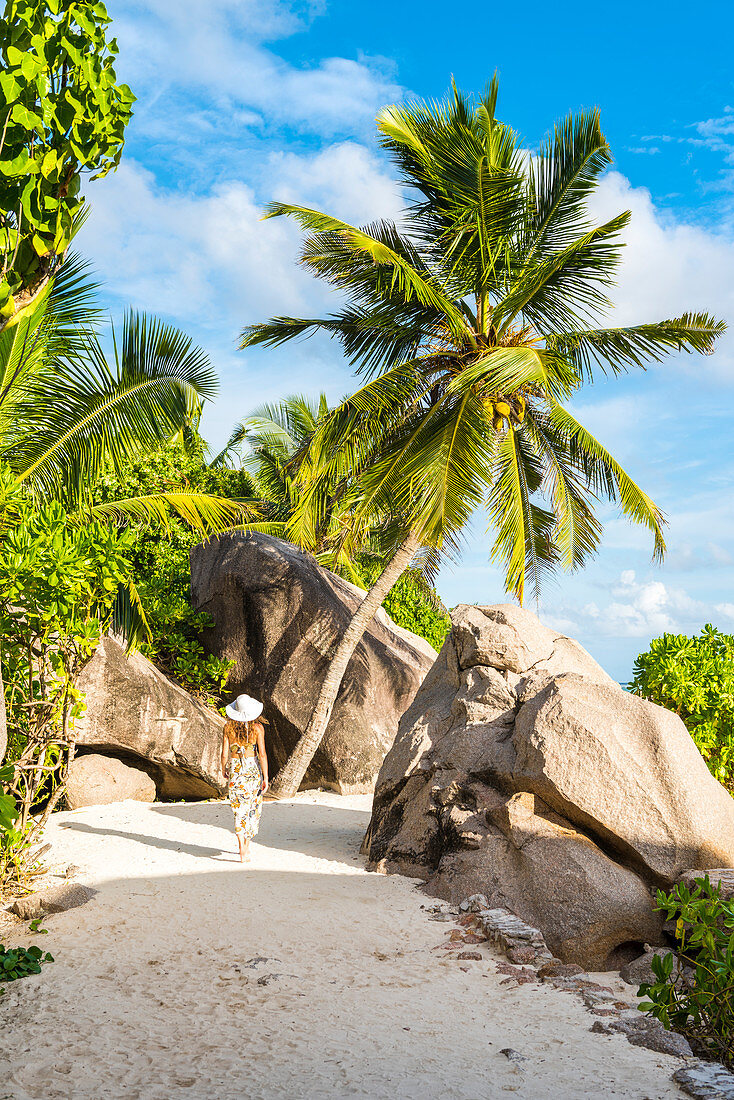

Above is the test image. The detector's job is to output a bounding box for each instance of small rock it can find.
[242,956,275,969]
[499,1049,526,1063]
[495,962,538,985]
[620,947,673,987]
[679,868,734,904]
[257,973,282,986]
[10,883,96,920]
[457,951,483,961]
[506,944,536,965]
[538,959,584,980]
[592,1016,693,1058]
[674,1061,734,1099]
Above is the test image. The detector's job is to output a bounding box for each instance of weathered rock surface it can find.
[674,1062,734,1100]
[680,867,734,901]
[190,533,436,794]
[365,603,734,970]
[10,883,96,920]
[74,636,224,799]
[591,1015,694,1058]
[65,753,156,809]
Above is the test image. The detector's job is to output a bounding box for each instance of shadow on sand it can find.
[59,797,372,867]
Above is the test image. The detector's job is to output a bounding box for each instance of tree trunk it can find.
[269,531,421,799]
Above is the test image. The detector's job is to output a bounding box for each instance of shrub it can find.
[92,439,450,698]
[0,942,53,990]
[376,569,450,652]
[0,487,132,891]
[639,876,734,1068]
[91,439,253,703]
[630,626,734,792]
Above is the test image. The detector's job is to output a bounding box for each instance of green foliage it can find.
[0,0,134,314]
[218,394,449,650]
[639,876,734,1068]
[630,626,734,792]
[363,566,450,651]
[91,439,254,702]
[0,475,132,890]
[0,941,53,989]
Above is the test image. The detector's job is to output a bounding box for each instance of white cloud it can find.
[266,143,404,224]
[108,0,401,137]
[546,571,705,639]
[81,141,402,328]
[716,602,734,621]
[587,171,734,378]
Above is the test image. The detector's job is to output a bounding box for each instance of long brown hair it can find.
[225,718,257,746]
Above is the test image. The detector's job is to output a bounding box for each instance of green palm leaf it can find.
[264,204,469,339]
[89,492,251,532]
[549,403,666,560]
[6,312,218,504]
[548,313,727,378]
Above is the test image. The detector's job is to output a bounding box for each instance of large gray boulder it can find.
[66,753,156,809]
[74,636,225,798]
[190,532,437,794]
[364,604,734,970]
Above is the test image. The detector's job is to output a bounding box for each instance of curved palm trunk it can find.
[270,532,421,799]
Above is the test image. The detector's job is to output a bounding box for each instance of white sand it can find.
[0,793,686,1100]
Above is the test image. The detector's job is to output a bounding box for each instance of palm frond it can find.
[89,491,251,533]
[549,403,666,560]
[112,579,151,650]
[487,424,559,602]
[8,312,218,504]
[548,313,727,378]
[264,204,469,338]
[526,110,612,258]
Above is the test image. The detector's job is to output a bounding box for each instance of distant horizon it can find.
[79,0,734,685]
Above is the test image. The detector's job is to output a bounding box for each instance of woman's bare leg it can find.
[238,834,250,863]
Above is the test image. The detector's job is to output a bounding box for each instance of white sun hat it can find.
[225,693,263,722]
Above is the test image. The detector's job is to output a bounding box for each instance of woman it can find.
[221,693,269,863]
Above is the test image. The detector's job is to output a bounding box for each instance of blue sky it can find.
[79,0,734,681]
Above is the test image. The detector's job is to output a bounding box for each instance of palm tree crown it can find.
[242,79,725,601]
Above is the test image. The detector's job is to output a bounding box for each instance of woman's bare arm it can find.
[221,727,229,780]
[256,722,269,793]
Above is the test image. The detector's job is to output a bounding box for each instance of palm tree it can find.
[242,79,725,797]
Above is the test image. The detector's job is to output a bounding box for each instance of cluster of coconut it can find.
[487,393,526,431]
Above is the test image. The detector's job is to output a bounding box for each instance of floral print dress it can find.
[228,746,263,840]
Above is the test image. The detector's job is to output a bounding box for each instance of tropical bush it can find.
[360,564,450,651]
[630,626,734,792]
[91,438,255,701]
[0,478,132,891]
[639,876,734,1069]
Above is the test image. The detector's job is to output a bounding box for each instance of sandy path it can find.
[0,793,685,1100]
